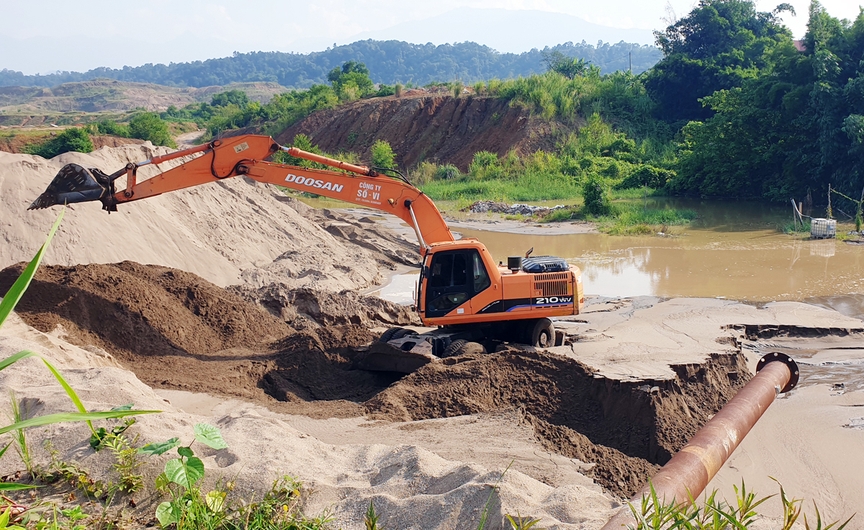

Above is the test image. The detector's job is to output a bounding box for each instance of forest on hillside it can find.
[0,40,661,89]
[17,0,864,215]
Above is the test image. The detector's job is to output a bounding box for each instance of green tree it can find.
[370,139,396,168]
[210,90,249,107]
[129,112,176,148]
[583,174,613,215]
[26,127,94,158]
[328,61,375,101]
[645,0,794,123]
[668,2,864,200]
[541,50,591,79]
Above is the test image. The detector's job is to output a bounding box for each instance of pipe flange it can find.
[756,351,799,393]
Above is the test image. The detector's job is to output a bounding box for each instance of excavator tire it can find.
[391,328,413,340]
[530,318,555,348]
[442,339,467,358]
[379,327,407,342]
[441,339,486,358]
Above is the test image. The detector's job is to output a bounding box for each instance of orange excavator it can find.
[30,134,584,372]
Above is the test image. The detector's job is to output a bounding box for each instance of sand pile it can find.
[0,144,415,291]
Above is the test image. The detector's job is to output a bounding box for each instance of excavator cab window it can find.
[425,249,489,317]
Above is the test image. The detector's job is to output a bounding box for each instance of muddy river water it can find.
[375,200,864,319]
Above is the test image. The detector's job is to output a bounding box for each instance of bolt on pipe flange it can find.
[756,351,799,393]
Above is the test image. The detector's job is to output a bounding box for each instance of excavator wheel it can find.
[529,318,555,348]
[441,339,486,358]
[379,327,409,342]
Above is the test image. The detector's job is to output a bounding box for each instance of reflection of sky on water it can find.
[577,248,656,297]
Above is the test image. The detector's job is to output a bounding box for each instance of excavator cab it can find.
[424,249,491,318]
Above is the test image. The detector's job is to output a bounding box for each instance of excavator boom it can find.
[29,134,455,252]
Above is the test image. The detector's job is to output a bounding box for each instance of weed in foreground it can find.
[364,501,380,530]
[7,392,32,477]
[628,480,854,530]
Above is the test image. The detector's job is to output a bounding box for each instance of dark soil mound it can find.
[366,349,749,498]
[231,284,420,328]
[0,262,393,414]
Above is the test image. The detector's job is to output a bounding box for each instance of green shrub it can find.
[468,151,504,180]
[371,139,396,169]
[435,164,461,180]
[25,128,94,159]
[129,112,176,148]
[582,174,612,216]
[94,119,130,137]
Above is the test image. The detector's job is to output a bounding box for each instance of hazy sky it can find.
[2,0,861,74]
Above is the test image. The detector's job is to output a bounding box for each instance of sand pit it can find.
[2,145,863,528]
[2,260,863,527]
[0,260,803,503]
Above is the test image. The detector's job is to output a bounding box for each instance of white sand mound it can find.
[0,309,618,529]
[0,145,391,291]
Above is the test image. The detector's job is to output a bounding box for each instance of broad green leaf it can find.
[0,409,158,436]
[155,501,178,526]
[165,456,204,489]
[0,482,39,491]
[0,208,64,327]
[154,472,170,491]
[205,490,226,512]
[139,437,180,456]
[89,427,108,450]
[111,404,134,411]
[194,423,228,449]
[177,446,194,458]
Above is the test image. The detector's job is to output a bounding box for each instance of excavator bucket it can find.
[29,164,113,210]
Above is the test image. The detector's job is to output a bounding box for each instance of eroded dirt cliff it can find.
[276,92,562,170]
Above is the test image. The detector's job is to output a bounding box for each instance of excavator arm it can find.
[29,134,455,253]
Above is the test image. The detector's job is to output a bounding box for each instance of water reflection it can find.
[454,199,864,315]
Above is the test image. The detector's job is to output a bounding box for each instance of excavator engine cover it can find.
[521,256,569,273]
[29,164,114,211]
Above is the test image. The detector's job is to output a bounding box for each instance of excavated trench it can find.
[0,262,750,498]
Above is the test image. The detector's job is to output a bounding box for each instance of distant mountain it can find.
[0,40,661,89]
[343,8,655,53]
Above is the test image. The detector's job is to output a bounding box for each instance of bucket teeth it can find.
[28,164,107,210]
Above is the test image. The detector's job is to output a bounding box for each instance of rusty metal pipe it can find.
[601,352,799,529]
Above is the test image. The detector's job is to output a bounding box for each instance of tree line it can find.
[0,40,661,89]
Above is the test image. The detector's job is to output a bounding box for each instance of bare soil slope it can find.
[276,91,563,170]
